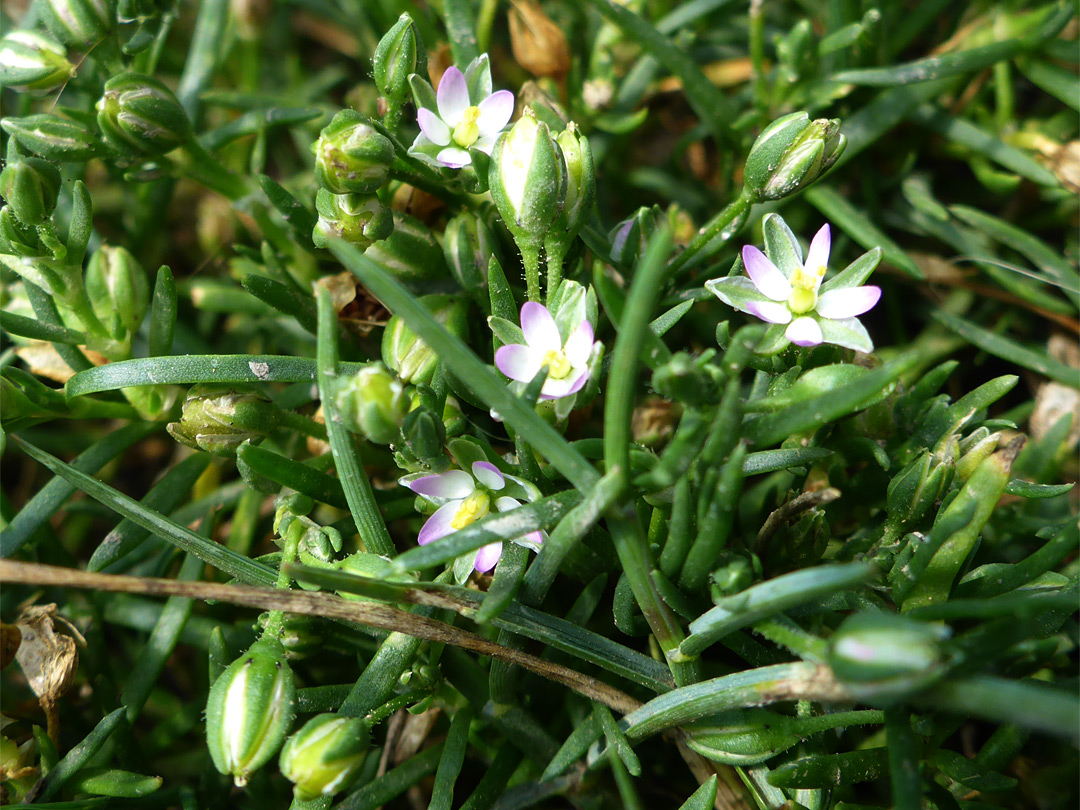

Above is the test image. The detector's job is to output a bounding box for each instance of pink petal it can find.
[477,90,515,135]
[803,224,831,278]
[785,317,823,347]
[519,530,544,550]
[816,285,881,320]
[407,470,476,499]
[744,300,793,324]
[520,302,561,351]
[474,541,503,573]
[436,146,472,167]
[742,245,792,301]
[495,344,543,382]
[472,461,505,491]
[417,108,450,146]
[436,66,470,127]
[418,501,461,545]
[563,321,594,367]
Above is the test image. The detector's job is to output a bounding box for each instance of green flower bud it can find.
[827,612,947,700]
[167,385,280,457]
[1,367,69,423]
[608,204,665,269]
[547,123,596,253]
[85,244,149,341]
[38,0,114,47]
[363,210,449,283]
[442,209,500,295]
[312,190,394,249]
[256,612,325,661]
[334,362,408,445]
[956,430,1000,480]
[381,294,468,384]
[280,714,369,800]
[399,404,447,465]
[0,206,48,256]
[708,551,761,600]
[0,157,62,227]
[373,13,427,105]
[0,30,74,92]
[205,638,295,787]
[1,114,104,163]
[652,350,723,406]
[743,113,846,202]
[885,446,954,529]
[488,108,564,254]
[313,110,394,195]
[96,73,192,161]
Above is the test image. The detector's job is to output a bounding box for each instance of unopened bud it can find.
[205,638,295,786]
[652,350,722,406]
[85,244,149,341]
[96,73,192,160]
[827,612,947,700]
[1,114,103,163]
[547,123,595,256]
[334,362,408,445]
[608,205,665,269]
[0,157,61,227]
[313,111,394,194]
[373,13,427,105]
[381,295,468,384]
[743,112,846,202]
[0,30,74,92]
[312,190,394,249]
[280,714,369,800]
[38,0,114,47]
[167,385,279,456]
[0,206,47,256]
[442,210,500,295]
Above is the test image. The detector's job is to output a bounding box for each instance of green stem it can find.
[669,192,752,276]
[521,243,542,303]
[179,140,251,201]
[277,408,328,442]
[260,521,301,639]
[749,0,768,112]
[544,241,566,305]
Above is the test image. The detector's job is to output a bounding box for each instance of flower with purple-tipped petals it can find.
[400,461,543,573]
[706,217,882,353]
[409,62,514,169]
[494,301,598,400]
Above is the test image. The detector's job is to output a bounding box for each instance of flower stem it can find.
[261,523,301,639]
[544,241,566,305]
[521,243,542,303]
[669,191,752,276]
[277,408,328,442]
[179,140,251,201]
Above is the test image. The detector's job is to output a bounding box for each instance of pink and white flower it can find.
[494,302,598,400]
[400,461,543,573]
[706,222,882,352]
[410,65,514,169]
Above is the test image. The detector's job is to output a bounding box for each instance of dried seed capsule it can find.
[312,190,394,249]
[205,638,295,787]
[167,385,280,457]
[313,110,394,195]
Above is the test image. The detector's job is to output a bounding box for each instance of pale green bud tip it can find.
[205,639,295,786]
[167,385,280,457]
[313,111,394,194]
[489,108,564,247]
[96,73,192,160]
[373,13,427,103]
[334,362,409,444]
[85,244,149,340]
[313,190,394,249]
[0,158,62,227]
[280,714,369,799]
[827,613,945,685]
[0,31,75,92]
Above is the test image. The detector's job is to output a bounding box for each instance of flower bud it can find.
[333,362,408,445]
[488,108,564,254]
[955,430,1000,480]
[96,73,192,160]
[38,0,114,47]
[608,205,665,269]
[0,31,74,92]
[381,295,468,384]
[363,210,449,283]
[0,158,61,227]
[744,114,846,202]
[548,123,595,252]
[827,612,947,699]
[205,638,296,787]
[709,551,761,600]
[280,714,369,800]
[167,385,280,457]
[313,110,394,195]
[85,244,149,341]
[442,209,500,295]
[399,403,447,465]
[1,114,104,163]
[312,190,394,249]
[652,350,723,406]
[0,206,48,256]
[885,446,954,528]
[373,13,427,105]
[256,612,325,661]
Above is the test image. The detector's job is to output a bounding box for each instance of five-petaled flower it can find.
[495,302,597,399]
[706,223,881,352]
[401,461,542,573]
[412,66,514,168]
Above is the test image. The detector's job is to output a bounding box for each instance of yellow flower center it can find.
[452,106,481,148]
[451,490,490,529]
[787,263,827,315]
[541,348,573,380]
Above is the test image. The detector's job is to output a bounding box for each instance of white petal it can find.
[495,344,543,382]
[474,541,503,573]
[540,371,587,400]
[416,108,450,146]
[477,90,515,135]
[785,317,823,347]
[472,133,499,155]
[472,461,505,491]
[494,495,522,512]
[563,320,594,366]
[520,301,561,351]
[816,285,881,320]
[742,245,792,301]
[407,470,476,499]
[744,300,793,324]
[803,224,831,279]
[436,147,472,168]
[436,66,470,127]
[418,502,461,545]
